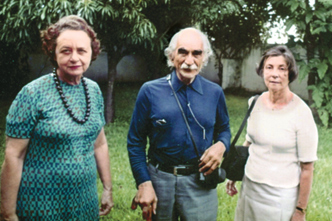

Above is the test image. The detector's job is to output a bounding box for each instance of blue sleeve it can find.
[127,84,151,186]
[214,89,231,152]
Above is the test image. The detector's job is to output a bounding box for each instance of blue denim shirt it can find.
[127,70,231,186]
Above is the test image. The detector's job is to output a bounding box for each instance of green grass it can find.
[1,83,332,220]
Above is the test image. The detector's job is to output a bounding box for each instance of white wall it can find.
[28,48,309,100]
[215,47,309,100]
[241,48,266,92]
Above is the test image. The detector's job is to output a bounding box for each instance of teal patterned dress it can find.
[6,74,105,220]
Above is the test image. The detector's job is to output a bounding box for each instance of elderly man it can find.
[128,27,231,221]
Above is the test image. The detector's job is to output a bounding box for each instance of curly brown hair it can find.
[40,15,101,68]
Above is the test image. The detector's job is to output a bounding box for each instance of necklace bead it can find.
[53,70,90,124]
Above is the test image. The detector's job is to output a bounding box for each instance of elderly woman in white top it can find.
[226,45,318,221]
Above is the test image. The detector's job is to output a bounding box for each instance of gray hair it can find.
[164,27,213,68]
[256,45,298,83]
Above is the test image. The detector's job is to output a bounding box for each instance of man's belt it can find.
[150,160,198,176]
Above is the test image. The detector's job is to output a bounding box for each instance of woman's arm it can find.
[225,139,252,196]
[94,128,114,216]
[1,137,29,220]
[291,162,314,221]
[243,140,251,147]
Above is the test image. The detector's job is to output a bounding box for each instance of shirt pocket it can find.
[150,119,185,149]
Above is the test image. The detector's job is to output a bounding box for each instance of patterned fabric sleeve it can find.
[95,82,106,126]
[6,84,39,139]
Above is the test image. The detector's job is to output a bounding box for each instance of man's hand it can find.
[199,141,226,175]
[131,181,158,221]
[99,187,114,216]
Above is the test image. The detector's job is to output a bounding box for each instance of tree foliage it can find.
[1,0,274,123]
[271,0,332,127]
[194,0,270,59]
[192,0,270,84]
[0,0,160,123]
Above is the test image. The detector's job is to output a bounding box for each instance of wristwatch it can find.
[296,206,306,214]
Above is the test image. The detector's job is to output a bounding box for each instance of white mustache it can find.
[180,63,198,70]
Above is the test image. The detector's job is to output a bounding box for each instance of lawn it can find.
[0,82,331,220]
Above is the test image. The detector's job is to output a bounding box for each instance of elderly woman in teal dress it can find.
[1,15,113,220]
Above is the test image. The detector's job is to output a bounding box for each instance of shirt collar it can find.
[170,70,203,95]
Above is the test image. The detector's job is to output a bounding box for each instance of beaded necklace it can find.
[53,69,91,124]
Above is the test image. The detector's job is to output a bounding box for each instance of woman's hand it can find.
[1,137,29,221]
[94,128,114,216]
[291,209,305,221]
[99,187,114,216]
[291,161,313,221]
[1,213,19,221]
[226,180,238,196]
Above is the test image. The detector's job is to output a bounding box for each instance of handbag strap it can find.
[230,95,259,149]
[166,74,201,159]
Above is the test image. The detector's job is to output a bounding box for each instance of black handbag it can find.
[221,95,259,181]
[167,75,226,189]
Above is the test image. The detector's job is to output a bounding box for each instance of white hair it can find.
[164,27,213,68]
